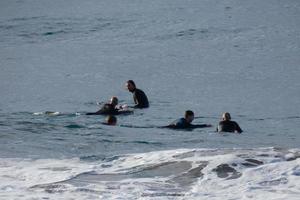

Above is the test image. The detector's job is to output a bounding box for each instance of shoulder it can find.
[167,118,187,129]
[176,118,186,125]
[231,121,239,125]
[170,118,184,125]
[135,88,145,94]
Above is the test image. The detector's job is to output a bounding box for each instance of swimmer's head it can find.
[126,80,136,92]
[105,115,117,126]
[185,110,194,123]
[222,112,231,121]
[110,96,118,106]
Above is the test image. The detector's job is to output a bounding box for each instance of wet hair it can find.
[222,112,231,121]
[110,96,118,106]
[106,115,117,125]
[185,110,194,118]
[127,80,136,88]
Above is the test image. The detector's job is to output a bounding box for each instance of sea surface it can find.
[0,0,300,199]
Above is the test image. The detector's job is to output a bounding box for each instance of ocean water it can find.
[0,0,300,199]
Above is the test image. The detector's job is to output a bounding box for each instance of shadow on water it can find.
[64,124,86,129]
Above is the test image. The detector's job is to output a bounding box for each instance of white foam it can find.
[0,158,96,199]
[187,153,300,200]
[33,111,60,116]
[1,148,299,199]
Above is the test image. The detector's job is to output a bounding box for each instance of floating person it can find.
[86,96,133,115]
[165,110,212,129]
[103,115,117,126]
[216,112,243,133]
[126,80,149,108]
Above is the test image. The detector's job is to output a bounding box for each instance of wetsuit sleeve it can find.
[234,122,243,133]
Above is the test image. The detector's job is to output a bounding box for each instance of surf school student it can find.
[86,96,120,115]
[126,80,149,108]
[216,112,243,133]
[103,115,117,126]
[165,110,212,129]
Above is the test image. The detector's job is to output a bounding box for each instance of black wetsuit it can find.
[132,88,149,108]
[86,104,119,115]
[166,118,210,129]
[217,120,243,133]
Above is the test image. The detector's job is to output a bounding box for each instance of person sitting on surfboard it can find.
[165,110,212,129]
[86,97,132,115]
[126,80,149,108]
[216,112,243,133]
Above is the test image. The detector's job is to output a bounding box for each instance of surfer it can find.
[165,110,212,129]
[216,112,243,133]
[86,97,132,115]
[103,115,117,126]
[126,80,149,108]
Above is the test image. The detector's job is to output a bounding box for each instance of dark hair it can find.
[106,115,117,124]
[127,80,136,87]
[222,112,231,120]
[185,110,194,118]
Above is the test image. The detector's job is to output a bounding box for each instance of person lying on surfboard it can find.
[164,110,212,129]
[86,97,133,115]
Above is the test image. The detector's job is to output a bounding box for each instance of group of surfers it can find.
[86,80,243,133]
